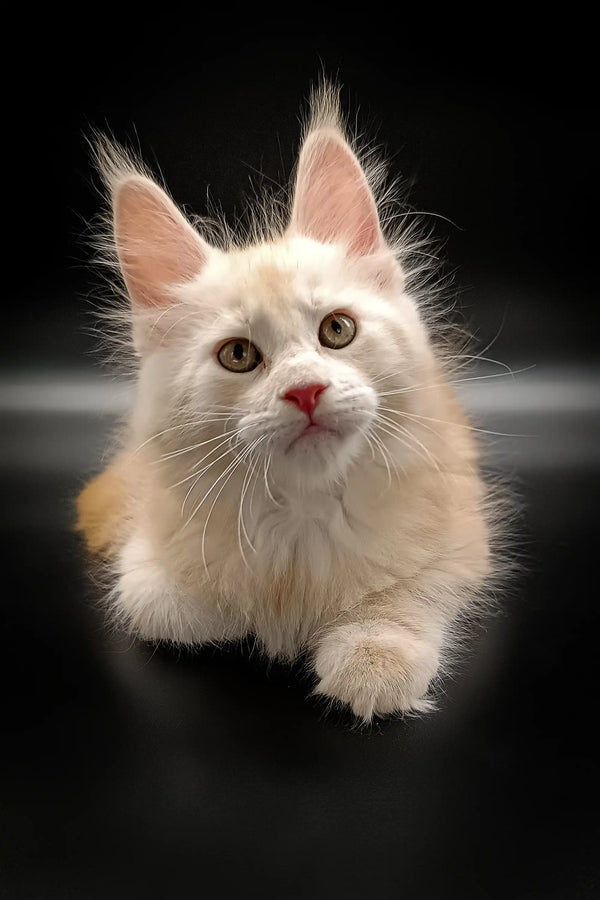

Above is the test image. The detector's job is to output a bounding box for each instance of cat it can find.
[77,83,496,721]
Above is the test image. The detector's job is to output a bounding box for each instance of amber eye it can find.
[318,312,356,349]
[217,338,262,373]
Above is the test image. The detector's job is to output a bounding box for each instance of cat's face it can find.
[103,106,434,493]
[133,236,434,497]
[148,238,428,491]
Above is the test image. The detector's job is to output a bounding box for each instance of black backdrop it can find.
[2,15,599,900]
[7,19,598,367]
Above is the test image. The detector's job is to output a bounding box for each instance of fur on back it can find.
[77,83,500,719]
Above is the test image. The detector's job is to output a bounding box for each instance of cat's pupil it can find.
[233,342,244,360]
[331,320,342,334]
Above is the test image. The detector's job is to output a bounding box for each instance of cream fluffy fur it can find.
[78,85,493,721]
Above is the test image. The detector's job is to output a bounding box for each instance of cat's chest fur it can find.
[187,459,399,580]
[156,464,404,652]
[221,494,397,654]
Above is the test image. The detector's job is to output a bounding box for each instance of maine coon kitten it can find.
[77,85,494,721]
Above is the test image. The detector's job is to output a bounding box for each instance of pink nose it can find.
[283,383,327,418]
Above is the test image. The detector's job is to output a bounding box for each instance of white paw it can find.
[114,533,244,645]
[313,620,440,721]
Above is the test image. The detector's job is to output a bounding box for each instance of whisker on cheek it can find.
[237,448,262,571]
[198,449,252,579]
[374,414,443,475]
[263,443,282,508]
[379,405,531,440]
[131,417,232,456]
[377,364,536,399]
[198,435,267,578]
[157,425,248,463]
[183,439,253,532]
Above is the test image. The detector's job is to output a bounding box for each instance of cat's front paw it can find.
[313,620,440,722]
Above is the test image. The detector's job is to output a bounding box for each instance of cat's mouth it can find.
[287,421,339,452]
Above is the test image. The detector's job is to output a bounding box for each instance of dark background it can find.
[2,16,598,900]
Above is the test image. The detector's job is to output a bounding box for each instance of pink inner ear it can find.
[292,132,382,256]
[115,178,207,308]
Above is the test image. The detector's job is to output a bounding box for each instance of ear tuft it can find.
[91,135,209,309]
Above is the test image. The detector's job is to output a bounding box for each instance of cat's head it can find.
[100,89,437,493]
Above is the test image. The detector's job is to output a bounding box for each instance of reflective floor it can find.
[2,366,599,899]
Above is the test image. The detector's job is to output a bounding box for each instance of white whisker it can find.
[131,413,242,457]
[379,405,532,439]
[161,422,257,468]
[185,437,261,534]
[247,446,262,519]
[360,426,392,488]
[237,442,265,570]
[374,415,442,474]
[378,364,536,399]
[199,441,261,578]
[174,433,250,503]
[370,367,406,386]
[378,406,443,440]
[263,448,282,508]
[371,427,403,484]
[445,353,515,374]
[359,426,377,463]
[157,425,248,463]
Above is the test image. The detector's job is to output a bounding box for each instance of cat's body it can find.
[78,86,494,720]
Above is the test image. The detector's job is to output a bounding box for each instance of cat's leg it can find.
[312,595,450,721]
[110,530,245,646]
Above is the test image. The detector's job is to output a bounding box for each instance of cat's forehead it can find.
[242,260,302,312]
[221,238,343,319]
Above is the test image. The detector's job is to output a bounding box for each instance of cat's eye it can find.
[217,338,262,373]
[318,312,356,349]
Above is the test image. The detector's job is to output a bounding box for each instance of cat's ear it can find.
[113,175,209,309]
[289,128,384,256]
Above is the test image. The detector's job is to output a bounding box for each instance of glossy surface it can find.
[2,370,598,898]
